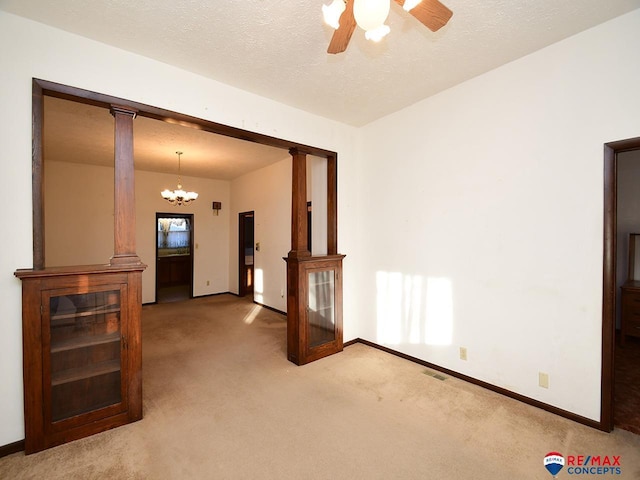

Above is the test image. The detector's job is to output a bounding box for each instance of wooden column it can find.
[110,105,141,266]
[327,155,338,255]
[32,80,45,269]
[286,148,309,364]
[288,148,310,258]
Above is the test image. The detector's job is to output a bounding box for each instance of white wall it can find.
[135,169,230,303]
[44,161,231,304]
[0,11,359,446]
[617,151,640,326]
[45,161,115,266]
[309,156,329,256]
[230,157,291,312]
[228,154,332,312]
[357,10,640,421]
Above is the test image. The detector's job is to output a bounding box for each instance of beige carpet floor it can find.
[2,294,640,479]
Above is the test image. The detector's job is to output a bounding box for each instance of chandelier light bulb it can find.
[322,0,346,29]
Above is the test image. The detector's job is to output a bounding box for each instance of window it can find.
[157,217,190,256]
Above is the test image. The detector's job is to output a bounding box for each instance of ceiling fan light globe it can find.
[322,0,345,30]
[364,24,390,42]
[403,0,422,11]
[354,0,390,31]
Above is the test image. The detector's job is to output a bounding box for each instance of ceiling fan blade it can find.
[327,0,356,54]
[394,0,453,32]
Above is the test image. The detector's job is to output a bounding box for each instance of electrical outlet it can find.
[459,347,467,361]
[539,372,549,389]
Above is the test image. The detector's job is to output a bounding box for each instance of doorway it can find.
[612,148,640,434]
[602,137,640,432]
[156,213,194,303]
[238,212,254,297]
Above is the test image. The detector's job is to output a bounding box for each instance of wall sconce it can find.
[212,201,222,216]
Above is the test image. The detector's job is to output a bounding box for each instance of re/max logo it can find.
[566,456,621,467]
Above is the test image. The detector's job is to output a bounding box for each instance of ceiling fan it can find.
[323,0,453,54]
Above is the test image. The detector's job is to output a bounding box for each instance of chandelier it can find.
[160,151,198,206]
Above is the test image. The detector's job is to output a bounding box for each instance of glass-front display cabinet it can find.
[46,286,125,424]
[307,269,337,349]
[15,266,143,454]
[286,255,345,365]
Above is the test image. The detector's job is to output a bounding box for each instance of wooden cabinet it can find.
[621,281,640,346]
[15,265,144,454]
[285,255,345,365]
[157,255,191,287]
[621,233,640,346]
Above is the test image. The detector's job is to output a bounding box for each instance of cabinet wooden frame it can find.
[15,265,144,454]
[286,255,345,365]
[41,282,128,433]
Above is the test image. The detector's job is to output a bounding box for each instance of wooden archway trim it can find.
[30,78,338,269]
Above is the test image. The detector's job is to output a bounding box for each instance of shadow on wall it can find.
[376,272,454,346]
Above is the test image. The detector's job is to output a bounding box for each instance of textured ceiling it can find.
[2,0,640,127]
[9,1,640,179]
[43,96,289,180]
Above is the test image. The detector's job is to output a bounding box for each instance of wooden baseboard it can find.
[253,301,286,316]
[226,293,287,316]
[192,291,232,299]
[345,338,604,431]
[0,440,24,458]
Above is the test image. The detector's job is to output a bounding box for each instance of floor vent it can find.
[423,370,447,381]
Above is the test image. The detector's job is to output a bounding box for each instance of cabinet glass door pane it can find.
[308,270,336,348]
[49,289,122,422]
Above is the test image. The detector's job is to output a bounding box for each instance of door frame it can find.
[155,212,194,303]
[602,136,640,431]
[238,211,254,297]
